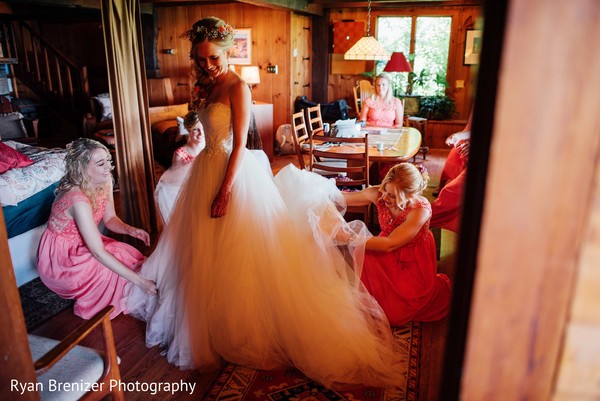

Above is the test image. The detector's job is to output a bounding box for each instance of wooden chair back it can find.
[354,80,374,116]
[291,111,309,169]
[305,104,324,135]
[309,133,371,223]
[30,305,125,401]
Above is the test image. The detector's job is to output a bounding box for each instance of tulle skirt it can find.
[125,148,403,388]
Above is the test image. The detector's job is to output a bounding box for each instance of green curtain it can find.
[101,0,157,233]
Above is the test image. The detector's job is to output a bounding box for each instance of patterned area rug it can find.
[19,278,73,331]
[205,323,421,401]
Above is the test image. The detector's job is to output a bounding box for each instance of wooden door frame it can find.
[441,0,600,399]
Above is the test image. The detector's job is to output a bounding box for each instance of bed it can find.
[1,140,66,286]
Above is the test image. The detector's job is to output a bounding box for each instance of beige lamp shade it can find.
[344,36,390,61]
[241,66,261,85]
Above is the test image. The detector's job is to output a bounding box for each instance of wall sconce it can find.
[241,66,261,92]
[162,49,176,55]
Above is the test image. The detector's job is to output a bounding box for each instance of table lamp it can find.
[383,52,412,96]
[241,66,260,92]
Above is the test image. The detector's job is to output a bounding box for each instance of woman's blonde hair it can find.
[380,162,429,210]
[188,17,236,107]
[374,72,395,104]
[57,138,111,209]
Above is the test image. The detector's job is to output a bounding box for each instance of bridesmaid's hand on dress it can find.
[137,276,157,295]
[128,227,150,246]
[211,188,231,218]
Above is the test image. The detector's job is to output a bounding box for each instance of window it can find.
[377,16,451,96]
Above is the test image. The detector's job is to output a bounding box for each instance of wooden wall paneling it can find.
[290,13,312,107]
[155,4,292,132]
[262,10,291,131]
[460,0,600,399]
[0,210,40,401]
[311,11,330,104]
[426,119,468,148]
[554,150,600,399]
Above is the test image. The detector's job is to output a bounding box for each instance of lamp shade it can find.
[241,66,260,85]
[383,52,412,73]
[344,36,390,61]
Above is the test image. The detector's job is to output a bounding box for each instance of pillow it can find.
[0,112,28,140]
[148,103,189,125]
[0,141,34,173]
[93,93,112,121]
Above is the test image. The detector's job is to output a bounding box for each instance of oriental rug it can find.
[19,277,73,331]
[205,323,421,401]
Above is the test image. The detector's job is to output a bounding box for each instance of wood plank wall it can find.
[460,0,600,398]
[327,5,481,123]
[153,3,479,141]
[154,4,295,133]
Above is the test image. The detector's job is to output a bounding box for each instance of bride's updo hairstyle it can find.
[186,17,235,106]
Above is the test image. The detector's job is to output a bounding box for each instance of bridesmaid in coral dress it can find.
[344,163,451,326]
[37,138,156,319]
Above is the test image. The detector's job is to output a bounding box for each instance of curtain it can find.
[101,0,157,233]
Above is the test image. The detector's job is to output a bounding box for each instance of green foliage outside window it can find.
[377,16,451,97]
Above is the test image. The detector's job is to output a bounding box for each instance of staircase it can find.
[2,20,90,139]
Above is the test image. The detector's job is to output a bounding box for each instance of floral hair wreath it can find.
[184,23,235,43]
[414,163,428,176]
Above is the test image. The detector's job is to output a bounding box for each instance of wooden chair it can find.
[291,111,309,169]
[28,305,125,401]
[309,132,371,224]
[353,80,375,116]
[305,104,324,136]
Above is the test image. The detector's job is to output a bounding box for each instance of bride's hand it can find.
[211,188,231,218]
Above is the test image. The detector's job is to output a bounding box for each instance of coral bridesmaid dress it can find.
[37,189,145,319]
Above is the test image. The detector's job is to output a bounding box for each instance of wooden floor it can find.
[30,149,454,401]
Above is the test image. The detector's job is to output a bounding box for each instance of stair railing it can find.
[8,20,89,108]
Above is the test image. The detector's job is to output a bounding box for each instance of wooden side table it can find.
[406,116,428,161]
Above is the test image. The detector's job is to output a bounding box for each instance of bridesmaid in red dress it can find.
[37,138,157,319]
[343,163,451,326]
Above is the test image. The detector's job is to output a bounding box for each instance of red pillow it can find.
[0,142,34,173]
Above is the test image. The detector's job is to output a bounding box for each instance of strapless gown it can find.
[125,102,403,388]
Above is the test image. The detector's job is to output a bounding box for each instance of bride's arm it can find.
[211,78,251,218]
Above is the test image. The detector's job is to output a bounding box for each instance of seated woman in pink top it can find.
[37,138,157,319]
[360,72,404,128]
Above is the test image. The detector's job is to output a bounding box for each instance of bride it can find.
[125,16,403,389]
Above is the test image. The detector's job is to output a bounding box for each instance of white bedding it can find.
[0,141,66,206]
[9,224,46,286]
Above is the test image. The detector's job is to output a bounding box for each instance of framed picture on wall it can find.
[464,29,482,65]
[230,28,252,65]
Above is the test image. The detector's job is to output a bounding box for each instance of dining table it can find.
[312,126,422,163]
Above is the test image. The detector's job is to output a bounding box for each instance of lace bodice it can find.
[364,97,402,128]
[199,102,233,156]
[376,197,431,244]
[47,189,107,242]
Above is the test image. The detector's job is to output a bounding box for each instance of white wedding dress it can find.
[125,102,403,388]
